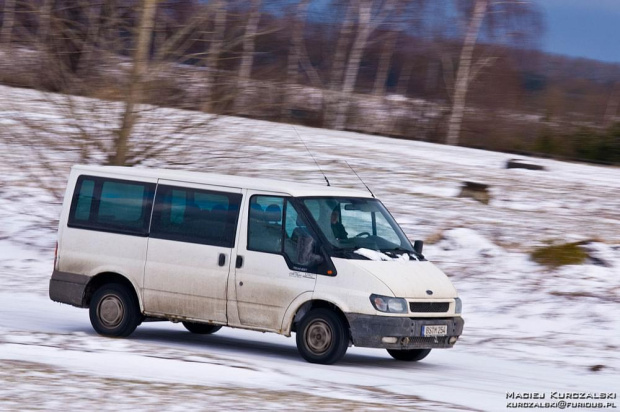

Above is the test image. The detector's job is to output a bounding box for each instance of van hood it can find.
[346,260,458,299]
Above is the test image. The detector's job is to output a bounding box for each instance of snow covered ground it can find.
[1,85,619,410]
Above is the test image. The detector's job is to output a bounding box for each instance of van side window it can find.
[247,196,284,253]
[247,196,323,272]
[73,179,95,221]
[150,185,242,248]
[68,175,155,236]
[284,202,323,270]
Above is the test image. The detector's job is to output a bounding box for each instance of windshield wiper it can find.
[379,247,413,254]
[331,246,366,259]
[380,247,424,260]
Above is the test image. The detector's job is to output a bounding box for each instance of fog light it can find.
[449,336,458,344]
[381,337,398,344]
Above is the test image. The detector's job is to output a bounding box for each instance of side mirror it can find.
[413,240,424,254]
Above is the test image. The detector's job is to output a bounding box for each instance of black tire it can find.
[387,348,432,362]
[182,322,222,335]
[296,308,349,364]
[89,283,141,337]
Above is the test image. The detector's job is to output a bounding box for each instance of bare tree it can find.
[396,54,414,97]
[445,0,488,146]
[281,0,316,119]
[604,82,620,127]
[1,0,16,45]
[203,0,227,112]
[372,29,397,97]
[445,0,542,146]
[329,0,356,92]
[113,0,158,165]
[331,0,394,130]
[235,0,262,112]
[38,0,54,45]
[1,0,222,202]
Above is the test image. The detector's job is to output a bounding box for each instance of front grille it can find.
[409,302,450,313]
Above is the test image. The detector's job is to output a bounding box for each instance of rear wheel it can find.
[89,283,141,337]
[387,348,431,362]
[182,322,222,335]
[296,309,349,364]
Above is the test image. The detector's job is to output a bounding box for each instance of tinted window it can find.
[68,175,155,236]
[247,196,284,253]
[98,181,149,227]
[150,185,241,248]
[73,179,94,221]
[283,202,323,269]
[247,196,324,272]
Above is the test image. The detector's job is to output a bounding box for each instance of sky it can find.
[534,0,620,63]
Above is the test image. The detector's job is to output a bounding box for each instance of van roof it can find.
[72,165,374,198]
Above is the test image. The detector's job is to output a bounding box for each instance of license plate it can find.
[422,325,447,337]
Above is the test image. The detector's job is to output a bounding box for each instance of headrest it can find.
[250,203,264,219]
[265,204,282,222]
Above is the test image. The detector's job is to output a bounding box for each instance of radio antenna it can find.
[345,161,375,198]
[293,126,330,186]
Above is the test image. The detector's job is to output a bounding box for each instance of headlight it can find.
[370,294,408,313]
[454,297,462,314]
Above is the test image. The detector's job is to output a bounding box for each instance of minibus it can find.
[50,165,464,364]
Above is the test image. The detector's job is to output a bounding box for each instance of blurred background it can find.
[0,0,618,170]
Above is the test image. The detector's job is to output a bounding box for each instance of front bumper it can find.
[345,313,464,349]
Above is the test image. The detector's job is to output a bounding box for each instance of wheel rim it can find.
[305,320,333,354]
[97,294,125,328]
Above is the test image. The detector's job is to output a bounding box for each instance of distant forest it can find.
[1,0,619,164]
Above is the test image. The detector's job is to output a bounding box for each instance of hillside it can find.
[1,84,618,409]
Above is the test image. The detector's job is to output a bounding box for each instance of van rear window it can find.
[68,175,155,236]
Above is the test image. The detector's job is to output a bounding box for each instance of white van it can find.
[50,165,463,364]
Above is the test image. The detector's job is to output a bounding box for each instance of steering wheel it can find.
[355,232,371,238]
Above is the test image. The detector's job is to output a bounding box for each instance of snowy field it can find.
[0,85,619,410]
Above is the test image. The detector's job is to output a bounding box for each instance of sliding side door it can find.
[143,180,242,324]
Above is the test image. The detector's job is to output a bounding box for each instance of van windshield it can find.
[301,197,415,257]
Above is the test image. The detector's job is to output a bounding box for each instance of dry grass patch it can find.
[530,242,588,267]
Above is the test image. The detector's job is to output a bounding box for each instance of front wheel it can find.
[387,348,431,362]
[182,322,222,335]
[296,309,349,364]
[89,283,141,337]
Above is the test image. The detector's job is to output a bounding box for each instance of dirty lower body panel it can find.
[49,270,89,307]
[345,314,464,349]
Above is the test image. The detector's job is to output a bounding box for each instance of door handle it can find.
[218,253,226,267]
[236,255,243,269]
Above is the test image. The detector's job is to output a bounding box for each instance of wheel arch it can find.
[287,299,350,336]
[84,272,143,312]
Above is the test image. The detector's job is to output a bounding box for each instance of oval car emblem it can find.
[426,290,433,295]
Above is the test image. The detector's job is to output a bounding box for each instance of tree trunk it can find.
[446,0,488,146]
[204,0,226,112]
[282,0,311,119]
[76,3,105,77]
[373,30,397,97]
[332,0,373,130]
[112,0,158,166]
[235,0,262,112]
[329,0,356,91]
[324,0,356,127]
[604,82,620,128]
[396,54,414,97]
[1,0,16,45]
[38,0,54,47]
